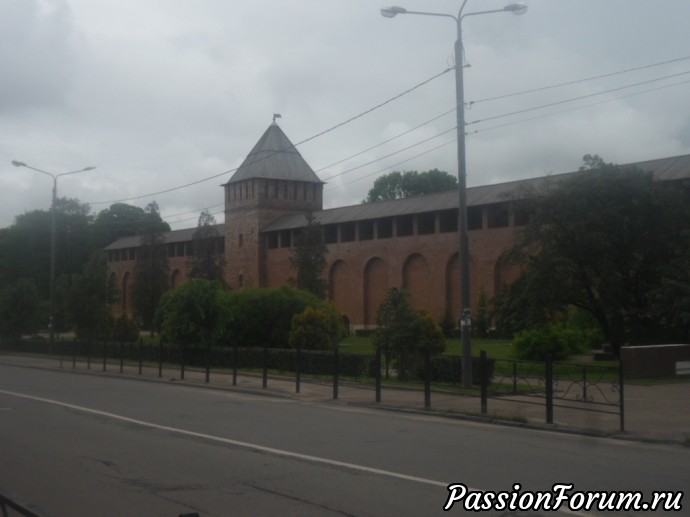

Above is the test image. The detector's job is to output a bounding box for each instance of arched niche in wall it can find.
[402,253,432,312]
[363,257,388,327]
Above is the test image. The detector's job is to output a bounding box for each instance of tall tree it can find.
[0,278,44,340]
[131,202,170,330]
[0,198,93,298]
[372,288,446,379]
[290,212,328,298]
[364,169,458,203]
[66,252,113,340]
[501,155,690,355]
[187,210,226,285]
[93,203,168,248]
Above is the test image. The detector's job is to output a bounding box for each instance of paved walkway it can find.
[1,353,689,445]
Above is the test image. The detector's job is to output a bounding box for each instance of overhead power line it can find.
[326,70,690,191]
[321,127,457,181]
[88,68,453,206]
[466,70,690,127]
[315,108,456,173]
[325,139,456,192]
[468,55,690,106]
[161,203,224,221]
[89,58,689,209]
[468,78,690,136]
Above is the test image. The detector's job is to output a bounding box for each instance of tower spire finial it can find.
[272,113,282,123]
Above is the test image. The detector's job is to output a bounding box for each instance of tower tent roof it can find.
[227,122,322,184]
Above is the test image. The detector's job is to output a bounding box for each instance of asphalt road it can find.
[0,364,687,517]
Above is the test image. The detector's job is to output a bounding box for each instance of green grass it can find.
[339,334,516,360]
[338,334,624,372]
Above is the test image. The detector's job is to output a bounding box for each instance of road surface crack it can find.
[247,483,357,516]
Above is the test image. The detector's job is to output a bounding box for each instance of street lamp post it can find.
[11,160,96,353]
[381,1,526,387]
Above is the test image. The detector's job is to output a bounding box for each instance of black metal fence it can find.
[478,351,624,431]
[1,338,624,431]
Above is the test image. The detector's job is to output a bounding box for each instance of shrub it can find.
[156,279,225,346]
[220,286,340,348]
[372,289,447,379]
[289,305,341,350]
[514,323,594,361]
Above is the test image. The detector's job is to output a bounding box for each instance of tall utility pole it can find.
[381,2,527,387]
[12,160,96,352]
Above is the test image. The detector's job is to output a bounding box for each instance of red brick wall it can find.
[263,220,522,328]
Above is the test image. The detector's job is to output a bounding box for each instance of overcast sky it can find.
[2,0,690,231]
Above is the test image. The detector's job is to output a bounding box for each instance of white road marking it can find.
[0,388,593,516]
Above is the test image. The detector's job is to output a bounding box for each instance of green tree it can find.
[66,252,113,340]
[290,212,328,298]
[220,286,337,348]
[93,203,167,248]
[289,305,342,350]
[372,288,446,379]
[157,278,224,346]
[502,155,690,355]
[188,210,226,285]
[0,278,44,341]
[131,202,170,331]
[364,169,457,203]
[0,198,93,299]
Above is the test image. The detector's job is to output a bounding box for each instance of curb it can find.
[1,358,687,447]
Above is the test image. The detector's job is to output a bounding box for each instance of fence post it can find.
[158,339,163,378]
[333,346,339,400]
[582,364,588,401]
[512,360,518,394]
[232,343,238,386]
[480,351,488,415]
[59,338,64,369]
[87,340,91,370]
[119,341,124,373]
[180,344,185,381]
[72,338,77,370]
[375,347,382,403]
[619,359,625,432]
[138,338,143,375]
[205,342,210,384]
[262,345,268,389]
[295,344,301,394]
[545,355,554,424]
[424,348,431,409]
[102,340,107,372]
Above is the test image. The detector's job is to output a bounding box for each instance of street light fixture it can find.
[381,2,526,387]
[11,160,96,353]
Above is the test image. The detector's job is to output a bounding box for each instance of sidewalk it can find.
[1,353,689,445]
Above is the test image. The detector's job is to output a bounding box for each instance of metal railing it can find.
[479,352,624,431]
[2,338,624,432]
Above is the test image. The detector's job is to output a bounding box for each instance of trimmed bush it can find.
[289,305,341,350]
[514,324,594,361]
[219,286,340,348]
[156,279,225,346]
